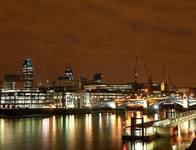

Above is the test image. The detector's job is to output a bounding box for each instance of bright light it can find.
[154,105,159,109]
[144,89,148,92]
[51,104,56,108]
[154,114,158,121]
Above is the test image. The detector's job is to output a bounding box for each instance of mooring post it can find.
[131,117,134,137]
[142,117,144,139]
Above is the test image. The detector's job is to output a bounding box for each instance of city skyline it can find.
[1,1,196,150]
[1,0,196,86]
[1,58,196,87]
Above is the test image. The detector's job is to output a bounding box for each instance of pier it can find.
[122,110,196,141]
[154,110,196,137]
[122,117,158,142]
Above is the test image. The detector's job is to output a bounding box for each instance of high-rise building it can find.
[65,66,73,80]
[3,74,23,90]
[93,73,103,83]
[21,59,33,89]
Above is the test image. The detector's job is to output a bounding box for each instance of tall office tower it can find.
[93,73,103,83]
[21,59,33,89]
[65,66,73,80]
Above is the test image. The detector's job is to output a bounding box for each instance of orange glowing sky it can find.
[1,0,196,86]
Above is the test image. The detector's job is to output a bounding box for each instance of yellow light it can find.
[144,89,148,92]
[161,82,165,91]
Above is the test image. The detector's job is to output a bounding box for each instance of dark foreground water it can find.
[0,112,195,150]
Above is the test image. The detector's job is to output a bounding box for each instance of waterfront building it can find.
[83,84,134,108]
[21,59,33,89]
[0,89,45,109]
[53,91,84,108]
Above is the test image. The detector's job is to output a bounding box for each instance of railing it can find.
[153,110,196,127]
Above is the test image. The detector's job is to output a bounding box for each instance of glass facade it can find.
[21,59,33,89]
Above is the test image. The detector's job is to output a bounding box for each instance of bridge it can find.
[153,110,196,137]
[154,110,196,127]
[92,96,196,109]
[122,110,196,140]
[154,96,196,109]
[117,98,148,108]
[118,96,196,109]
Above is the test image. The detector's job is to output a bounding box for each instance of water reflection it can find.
[42,118,49,149]
[0,111,195,150]
[85,114,92,150]
[123,111,196,150]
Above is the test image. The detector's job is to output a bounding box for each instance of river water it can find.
[0,111,195,150]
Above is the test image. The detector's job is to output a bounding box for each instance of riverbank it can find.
[0,108,125,118]
[0,106,195,119]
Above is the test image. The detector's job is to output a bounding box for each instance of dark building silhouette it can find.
[93,73,103,83]
[3,74,23,90]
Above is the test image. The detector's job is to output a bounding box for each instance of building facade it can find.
[21,59,33,89]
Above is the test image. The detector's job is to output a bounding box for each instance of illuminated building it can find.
[83,84,133,108]
[21,59,33,89]
[161,82,166,92]
[65,66,73,80]
[0,89,45,109]
[53,91,84,108]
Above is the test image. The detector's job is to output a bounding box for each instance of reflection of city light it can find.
[177,124,183,144]
[52,116,56,136]
[172,144,177,150]
[177,125,181,137]
[70,115,75,128]
[42,117,50,147]
[85,114,92,129]
[43,118,49,133]
[122,143,127,150]
[191,131,195,139]
[183,121,189,134]
[117,116,121,127]
[111,114,116,126]
[0,119,5,144]
[99,113,102,129]
[85,114,92,150]
[0,119,5,132]
[135,142,146,150]
[154,114,158,121]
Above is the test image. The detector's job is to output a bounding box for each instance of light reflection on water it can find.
[0,111,195,150]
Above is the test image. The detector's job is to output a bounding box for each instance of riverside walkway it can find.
[153,110,196,137]
[153,110,196,128]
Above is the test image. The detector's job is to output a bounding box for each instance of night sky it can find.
[1,0,196,86]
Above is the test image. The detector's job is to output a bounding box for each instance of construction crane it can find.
[41,60,50,86]
[144,62,152,84]
[162,66,165,82]
[134,56,138,84]
[168,76,175,91]
[132,56,139,93]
